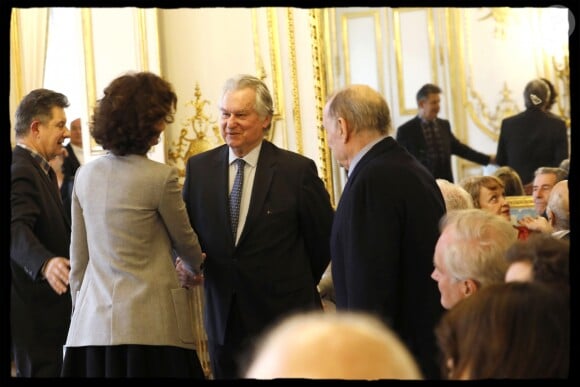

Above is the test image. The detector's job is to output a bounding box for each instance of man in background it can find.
[396,83,494,182]
[62,117,83,179]
[531,166,567,218]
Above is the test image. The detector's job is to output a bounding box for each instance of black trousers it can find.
[12,342,63,377]
[208,296,255,379]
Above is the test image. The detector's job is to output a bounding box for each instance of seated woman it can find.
[435,281,569,379]
[504,233,569,298]
[493,166,525,196]
[460,175,529,240]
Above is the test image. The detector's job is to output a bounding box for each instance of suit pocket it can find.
[171,288,195,344]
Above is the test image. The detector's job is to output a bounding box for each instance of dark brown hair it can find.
[436,282,569,379]
[91,71,177,155]
[505,233,569,294]
[493,166,525,196]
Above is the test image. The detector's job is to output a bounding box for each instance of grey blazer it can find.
[65,154,203,349]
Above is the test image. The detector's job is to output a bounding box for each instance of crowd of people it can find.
[10,73,570,379]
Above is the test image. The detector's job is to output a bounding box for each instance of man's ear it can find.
[463,278,479,297]
[547,208,556,226]
[337,117,349,143]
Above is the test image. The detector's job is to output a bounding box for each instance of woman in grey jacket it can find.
[61,71,205,378]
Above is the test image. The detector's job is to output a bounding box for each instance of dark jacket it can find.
[396,116,490,182]
[331,136,446,379]
[10,146,72,347]
[496,109,568,185]
[183,140,334,344]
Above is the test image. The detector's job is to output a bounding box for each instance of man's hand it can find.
[43,257,70,295]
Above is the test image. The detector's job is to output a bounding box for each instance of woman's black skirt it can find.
[61,344,206,378]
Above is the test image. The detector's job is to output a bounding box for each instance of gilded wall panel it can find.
[393,8,437,116]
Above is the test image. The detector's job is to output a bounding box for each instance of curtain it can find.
[10,8,49,147]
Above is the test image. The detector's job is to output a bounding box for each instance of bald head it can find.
[547,179,569,231]
[244,312,422,380]
[69,117,83,147]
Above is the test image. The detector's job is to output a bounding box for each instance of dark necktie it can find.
[229,158,245,240]
[48,168,62,202]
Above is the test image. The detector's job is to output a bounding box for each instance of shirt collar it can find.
[229,141,262,168]
[17,143,52,176]
[348,135,388,178]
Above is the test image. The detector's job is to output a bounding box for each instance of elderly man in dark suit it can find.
[323,84,446,379]
[10,88,72,377]
[181,74,334,379]
[396,83,493,182]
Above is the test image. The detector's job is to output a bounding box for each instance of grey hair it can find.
[436,179,474,211]
[534,167,567,182]
[439,209,516,287]
[221,74,274,131]
[547,180,569,231]
[325,84,392,135]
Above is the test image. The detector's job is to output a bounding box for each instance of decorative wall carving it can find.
[167,83,223,184]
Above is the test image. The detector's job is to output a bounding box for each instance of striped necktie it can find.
[229,158,245,240]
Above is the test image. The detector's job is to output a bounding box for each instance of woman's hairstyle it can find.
[221,74,274,132]
[436,282,569,379]
[540,77,558,111]
[523,78,551,110]
[493,166,525,196]
[459,175,505,208]
[91,71,177,155]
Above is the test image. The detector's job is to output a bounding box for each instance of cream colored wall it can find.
[10,7,571,189]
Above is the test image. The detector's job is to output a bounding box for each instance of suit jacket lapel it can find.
[17,147,70,228]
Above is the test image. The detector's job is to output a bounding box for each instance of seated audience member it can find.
[243,311,422,380]
[460,175,510,221]
[558,158,569,178]
[531,166,567,219]
[518,179,569,239]
[504,233,569,297]
[435,282,569,379]
[436,179,474,211]
[431,209,516,310]
[492,166,525,196]
[460,175,529,239]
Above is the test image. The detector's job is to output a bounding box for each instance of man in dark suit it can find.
[181,75,334,379]
[323,84,446,379]
[396,83,493,182]
[10,89,72,377]
[496,78,568,188]
[62,117,82,179]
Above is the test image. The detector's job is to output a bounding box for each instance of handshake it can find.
[175,255,205,289]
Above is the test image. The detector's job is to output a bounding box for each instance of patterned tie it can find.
[229,158,245,240]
